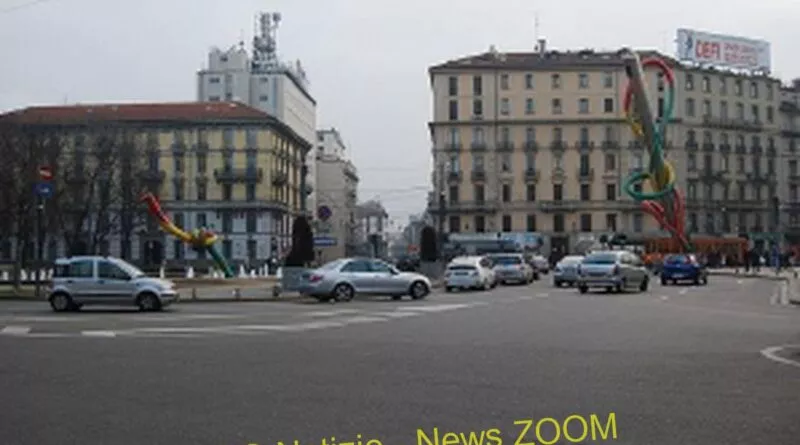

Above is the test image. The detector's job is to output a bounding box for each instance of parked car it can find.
[576,250,650,294]
[488,253,535,285]
[660,254,708,285]
[444,256,497,292]
[48,256,179,312]
[530,254,550,275]
[298,257,431,302]
[553,255,584,287]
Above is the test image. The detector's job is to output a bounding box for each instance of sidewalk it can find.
[708,268,800,305]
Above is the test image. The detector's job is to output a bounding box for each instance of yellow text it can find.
[513,413,618,444]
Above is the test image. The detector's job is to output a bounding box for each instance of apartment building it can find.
[314,128,360,261]
[0,102,310,266]
[780,80,800,243]
[428,42,784,253]
[197,12,318,214]
[356,200,389,257]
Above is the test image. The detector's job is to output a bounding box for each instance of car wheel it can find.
[661,277,668,285]
[445,286,453,293]
[332,283,355,302]
[639,277,649,292]
[615,281,624,293]
[554,280,561,287]
[136,292,162,312]
[409,281,429,300]
[578,285,588,294]
[49,292,73,312]
[701,276,708,285]
[391,295,403,301]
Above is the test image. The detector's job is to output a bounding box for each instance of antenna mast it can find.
[251,11,281,72]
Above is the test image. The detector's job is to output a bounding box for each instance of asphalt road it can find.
[1,275,798,445]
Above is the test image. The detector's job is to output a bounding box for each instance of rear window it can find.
[582,253,618,264]
[448,264,477,271]
[665,255,692,264]
[492,256,522,265]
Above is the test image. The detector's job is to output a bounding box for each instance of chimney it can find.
[537,38,546,55]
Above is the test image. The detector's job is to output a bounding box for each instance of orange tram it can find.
[641,237,748,264]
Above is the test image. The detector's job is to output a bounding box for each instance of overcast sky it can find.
[1,0,798,229]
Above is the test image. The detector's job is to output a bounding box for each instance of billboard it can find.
[676,28,771,72]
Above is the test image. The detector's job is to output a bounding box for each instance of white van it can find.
[444,256,497,292]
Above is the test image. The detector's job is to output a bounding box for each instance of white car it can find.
[531,255,550,274]
[444,256,497,292]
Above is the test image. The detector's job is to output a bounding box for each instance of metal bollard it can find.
[191,287,198,300]
[233,287,241,299]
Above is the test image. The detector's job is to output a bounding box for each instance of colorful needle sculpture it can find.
[140,192,235,278]
[621,51,692,252]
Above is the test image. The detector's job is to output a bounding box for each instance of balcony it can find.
[470,142,487,152]
[574,141,595,151]
[601,140,620,150]
[497,141,514,152]
[628,140,645,150]
[750,145,763,155]
[766,145,777,157]
[745,171,772,185]
[702,116,764,132]
[271,171,288,186]
[431,200,498,214]
[735,144,747,154]
[523,168,540,182]
[523,141,538,151]
[193,142,210,153]
[538,200,576,212]
[138,169,166,184]
[471,170,486,182]
[577,168,594,181]
[446,171,462,183]
[550,141,567,151]
[213,167,264,183]
[699,169,725,183]
[718,143,732,153]
[442,143,462,152]
[789,173,800,183]
[686,141,699,151]
[702,143,715,152]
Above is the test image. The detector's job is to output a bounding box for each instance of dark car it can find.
[660,254,708,285]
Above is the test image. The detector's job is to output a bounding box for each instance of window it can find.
[603,72,613,88]
[751,105,760,122]
[703,100,711,117]
[734,79,742,96]
[449,216,461,233]
[222,184,232,201]
[173,181,183,201]
[579,153,590,172]
[702,76,711,92]
[472,153,484,170]
[500,74,510,90]
[448,100,458,120]
[525,98,535,115]
[579,127,590,144]
[578,73,589,88]
[750,81,758,99]
[197,182,207,201]
[553,214,565,232]
[526,184,536,201]
[720,101,728,119]
[474,185,485,202]
[173,240,184,260]
[474,215,486,232]
[604,154,616,171]
[552,98,562,114]
[526,214,537,231]
[525,73,534,89]
[448,185,459,204]
[605,213,617,231]
[551,74,561,89]
[525,152,535,170]
[246,212,257,233]
[719,78,727,95]
[500,98,510,115]
[342,260,371,273]
[603,98,614,113]
[473,99,483,116]
[448,76,458,96]
[259,95,268,102]
[502,215,512,232]
[606,183,616,200]
[472,75,482,95]
[500,154,511,172]
[196,213,207,228]
[222,212,233,233]
[98,261,130,280]
[736,103,744,119]
[580,214,592,232]
[580,184,590,201]
[633,213,643,232]
[766,106,774,123]
[67,260,94,278]
[685,98,695,117]
[553,184,563,201]
[502,184,511,202]
[578,98,589,114]
[685,73,694,91]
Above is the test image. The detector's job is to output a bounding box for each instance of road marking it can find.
[397,303,475,312]
[780,283,790,305]
[377,311,422,319]
[516,296,534,301]
[659,295,669,301]
[678,289,688,295]
[81,330,117,337]
[760,345,800,369]
[306,309,362,317]
[736,279,744,285]
[535,293,549,298]
[1,326,31,335]
[338,315,389,325]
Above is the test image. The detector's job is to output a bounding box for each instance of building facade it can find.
[428,42,784,253]
[314,128,359,262]
[196,12,318,214]
[780,80,800,242]
[0,102,310,267]
[355,200,389,257]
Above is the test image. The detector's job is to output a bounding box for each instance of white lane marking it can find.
[659,295,669,301]
[306,309,362,317]
[1,326,31,335]
[779,283,790,305]
[11,316,94,323]
[516,296,534,301]
[678,288,689,295]
[535,293,549,298]
[81,330,116,337]
[338,316,389,325]
[376,311,422,319]
[760,345,800,369]
[736,279,744,285]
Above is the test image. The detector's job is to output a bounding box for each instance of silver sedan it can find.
[297,257,432,302]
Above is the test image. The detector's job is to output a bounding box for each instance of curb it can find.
[708,271,789,281]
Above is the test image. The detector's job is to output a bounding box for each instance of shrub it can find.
[420,225,438,262]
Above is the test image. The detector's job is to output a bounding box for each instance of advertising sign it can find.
[676,28,771,72]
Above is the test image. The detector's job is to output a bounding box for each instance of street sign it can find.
[38,166,53,181]
[317,205,332,221]
[313,236,337,247]
[35,182,53,199]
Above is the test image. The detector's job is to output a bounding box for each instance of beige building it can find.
[314,128,359,262]
[780,80,800,243]
[428,42,784,253]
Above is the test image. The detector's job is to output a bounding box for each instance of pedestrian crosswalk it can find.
[0,301,491,339]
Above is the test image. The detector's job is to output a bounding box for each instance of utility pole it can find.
[35,165,54,298]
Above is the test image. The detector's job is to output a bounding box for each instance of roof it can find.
[429,49,676,73]
[0,101,271,125]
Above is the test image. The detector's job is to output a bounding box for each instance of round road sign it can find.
[317,205,332,221]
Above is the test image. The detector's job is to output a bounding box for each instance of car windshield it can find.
[109,258,145,278]
[448,264,476,271]
[492,256,522,265]
[582,253,618,265]
[665,255,690,264]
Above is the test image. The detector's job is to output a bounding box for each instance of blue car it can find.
[660,254,708,285]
